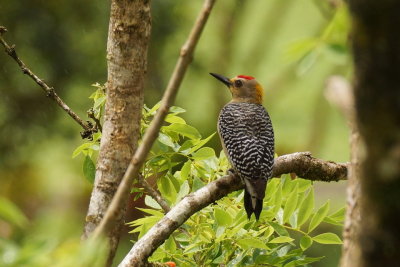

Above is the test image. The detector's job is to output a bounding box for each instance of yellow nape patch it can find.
[255,84,264,104]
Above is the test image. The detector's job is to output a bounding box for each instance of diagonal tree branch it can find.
[0,26,96,139]
[92,0,217,239]
[119,152,348,266]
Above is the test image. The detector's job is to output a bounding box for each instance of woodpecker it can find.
[210,73,274,220]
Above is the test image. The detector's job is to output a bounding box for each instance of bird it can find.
[210,73,274,220]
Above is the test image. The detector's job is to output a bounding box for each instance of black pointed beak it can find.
[209,73,232,87]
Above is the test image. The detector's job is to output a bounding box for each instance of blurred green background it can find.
[0,0,350,266]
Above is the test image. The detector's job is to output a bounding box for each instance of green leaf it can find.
[192,176,205,192]
[83,156,96,183]
[266,178,279,198]
[164,236,176,254]
[269,236,294,244]
[300,235,313,250]
[284,256,325,267]
[170,106,186,114]
[214,207,233,227]
[328,207,345,222]
[192,147,215,160]
[136,208,164,217]
[283,184,298,223]
[164,123,201,139]
[308,200,330,233]
[94,96,106,109]
[180,160,191,181]
[148,101,161,114]
[144,195,162,210]
[270,184,282,216]
[165,114,186,124]
[176,180,190,203]
[237,238,269,250]
[72,142,92,158]
[188,133,216,154]
[269,221,289,236]
[297,190,314,227]
[157,132,176,149]
[0,197,28,228]
[178,140,196,154]
[312,233,342,244]
[158,177,177,203]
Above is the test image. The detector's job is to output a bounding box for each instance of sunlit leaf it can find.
[176,180,190,203]
[297,189,314,227]
[180,160,191,181]
[214,207,233,227]
[192,147,215,160]
[237,238,268,250]
[308,200,330,233]
[283,184,298,223]
[165,123,201,139]
[312,233,342,244]
[165,114,186,124]
[144,195,162,210]
[169,106,186,114]
[158,132,176,148]
[269,236,294,244]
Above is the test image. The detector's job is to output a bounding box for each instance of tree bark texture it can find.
[341,127,362,267]
[83,0,151,265]
[349,0,400,265]
[324,76,362,266]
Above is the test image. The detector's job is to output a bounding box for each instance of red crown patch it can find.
[237,75,255,80]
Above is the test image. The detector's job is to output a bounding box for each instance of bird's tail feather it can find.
[244,190,253,219]
[244,190,264,220]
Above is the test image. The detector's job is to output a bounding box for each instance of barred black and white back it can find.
[218,102,274,220]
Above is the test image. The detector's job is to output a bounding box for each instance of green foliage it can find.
[0,235,108,267]
[126,103,344,267]
[285,4,350,75]
[71,83,105,183]
[0,198,107,267]
[0,197,28,229]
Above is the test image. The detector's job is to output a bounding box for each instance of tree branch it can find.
[119,152,348,266]
[0,26,96,139]
[139,174,171,213]
[92,0,217,240]
[272,152,348,181]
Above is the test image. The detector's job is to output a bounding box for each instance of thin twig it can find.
[92,0,217,239]
[88,108,103,132]
[138,174,171,213]
[0,26,96,139]
[119,152,348,266]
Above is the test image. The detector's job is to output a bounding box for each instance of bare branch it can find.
[92,0,217,239]
[119,152,348,266]
[272,152,348,181]
[0,26,95,139]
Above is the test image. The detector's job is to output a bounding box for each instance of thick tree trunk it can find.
[83,0,151,266]
[349,0,400,266]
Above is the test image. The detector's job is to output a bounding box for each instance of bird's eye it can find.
[234,80,243,87]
